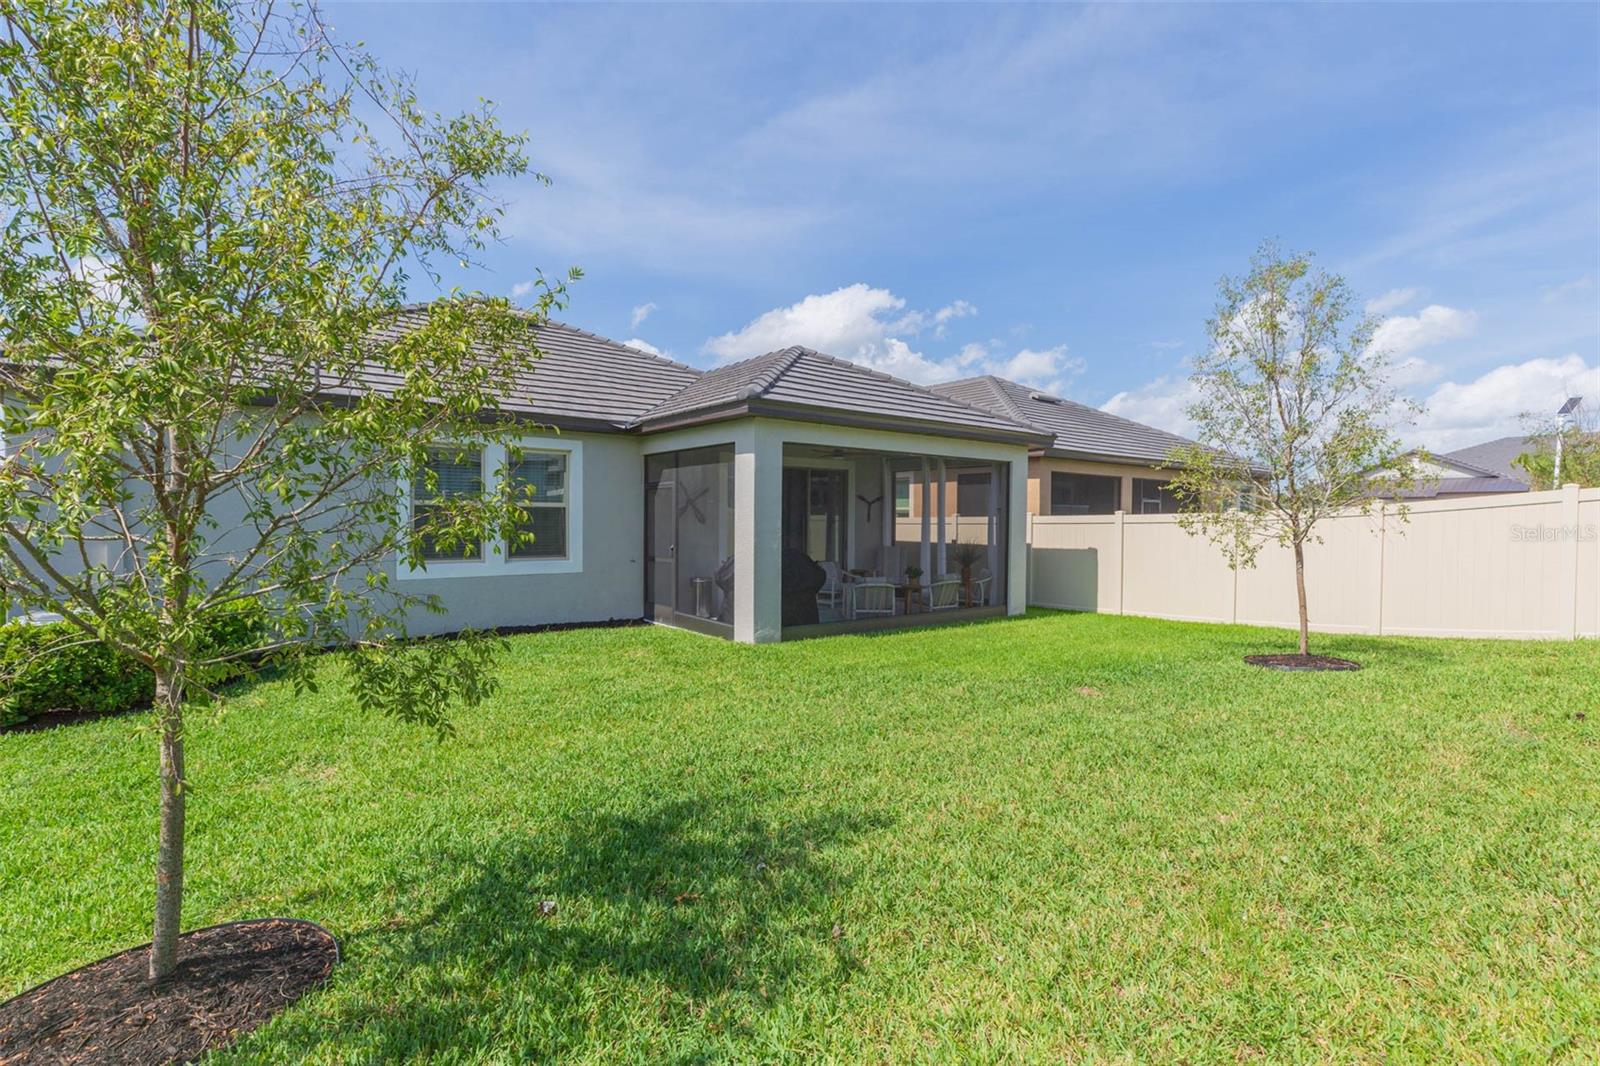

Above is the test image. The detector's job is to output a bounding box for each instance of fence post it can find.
[1373,501,1386,636]
[1110,510,1125,615]
[1026,513,1035,605]
[1557,483,1581,640]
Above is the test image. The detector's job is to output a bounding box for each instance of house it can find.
[1439,436,1535,485]
[1371,448,1530,500]
[379,311,1053,644]
[929,376,1200,515]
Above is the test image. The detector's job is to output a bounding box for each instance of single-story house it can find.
[1438,436,1535,487]
[929,376,1199,515]
[382,311,1053,644]
[1372,448,1530,500]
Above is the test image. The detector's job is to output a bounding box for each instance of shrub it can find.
[0,601,268,727]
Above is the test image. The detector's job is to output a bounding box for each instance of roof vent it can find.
[1029,391,1062,404]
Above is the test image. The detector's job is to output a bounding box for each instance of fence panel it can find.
[1028,487,1600,640]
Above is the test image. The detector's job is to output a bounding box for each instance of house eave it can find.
[633,400,1049,448]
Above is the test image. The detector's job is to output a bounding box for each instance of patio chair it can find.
[817,561,846,612]
[850,580,897,619]
[924,576,962,611]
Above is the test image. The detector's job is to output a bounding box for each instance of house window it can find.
[508,451,568,559]
[893,470,912,518]
[400,436,583,579]
[1133,477,1183,514]
[412,446,484,560]
[1051,472,1119,515]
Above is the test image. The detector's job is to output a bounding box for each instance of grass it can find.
[2,610,1598,1062]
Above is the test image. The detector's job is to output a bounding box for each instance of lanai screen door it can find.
[645,446,736,636]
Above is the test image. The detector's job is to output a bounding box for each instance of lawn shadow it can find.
[264,793,889,1061]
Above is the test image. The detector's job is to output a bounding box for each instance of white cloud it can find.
[705,284,908,363]
[1364,303,1478,386]
[1101,374,1201,437]
[510,279,537,299]
[704,284,1080,392]
[1365,286,1421,315]
[623,338,663,357]
[1412,353,1600,451]
[1542,275,1595,304]
[630,302,658,329]
[1369,304,1477,359]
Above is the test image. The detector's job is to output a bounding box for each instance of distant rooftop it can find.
[931,375,1200,465]
[1440,435,1535,484]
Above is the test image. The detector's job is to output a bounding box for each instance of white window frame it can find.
[398,434,583,580]
[893,470,913,518]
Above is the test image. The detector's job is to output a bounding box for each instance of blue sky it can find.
[328,2,1598,451]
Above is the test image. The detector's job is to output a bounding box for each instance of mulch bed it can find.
[1245,653,1362,672]
[0,918,337,1066]
[1,707,144,735]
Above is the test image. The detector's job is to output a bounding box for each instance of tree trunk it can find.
[1292,539,1310,656]
[149,672,185,982]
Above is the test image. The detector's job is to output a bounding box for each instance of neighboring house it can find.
[1371,449,1530,500]
[376,309,1051,644]
[1440,436,1535,485]
[930,376,1201,516]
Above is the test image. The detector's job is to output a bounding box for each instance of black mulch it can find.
[1244,653,1362,672]
[0,918,337,1066]
[1,707,145,734]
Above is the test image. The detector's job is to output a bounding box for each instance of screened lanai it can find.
[778,443,1011,636]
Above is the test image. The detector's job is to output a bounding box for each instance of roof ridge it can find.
[975,375,1035,427]
[1004,376,1193,442]
[386,301,703,376]
[542,318,703,375]
[777,353,1040,433]
[741,346,807,399]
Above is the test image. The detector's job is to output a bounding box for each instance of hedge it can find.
[0,604,267,727]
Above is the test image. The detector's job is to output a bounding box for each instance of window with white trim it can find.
[507,450,568,559]
[412,446,485,560]
[400,436,582,579]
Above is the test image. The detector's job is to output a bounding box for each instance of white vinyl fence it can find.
[1027,485,1600,640]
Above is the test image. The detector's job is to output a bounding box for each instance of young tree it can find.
[0,0,574,980]
[1165,243,1420,657]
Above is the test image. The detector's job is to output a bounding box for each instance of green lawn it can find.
[3,611,1597,1062]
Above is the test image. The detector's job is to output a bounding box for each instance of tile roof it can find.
[1441,435,1535,483]
[931,375,1200,464]
[631,347,1048,443]
[1386,475,1531,499]
[366,307,702,430]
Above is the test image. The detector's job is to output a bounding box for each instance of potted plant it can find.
[903,565,923,584]
[949,542,984,605]
[949,542,984,584]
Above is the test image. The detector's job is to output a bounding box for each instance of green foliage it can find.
[3,615,1597,1059]
[948,541,985,572]
[0,0,558,719]
[1514,430,1600,490]
[1166,242,1422,652]
[0,601,266,726]
[0,621,151,727]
